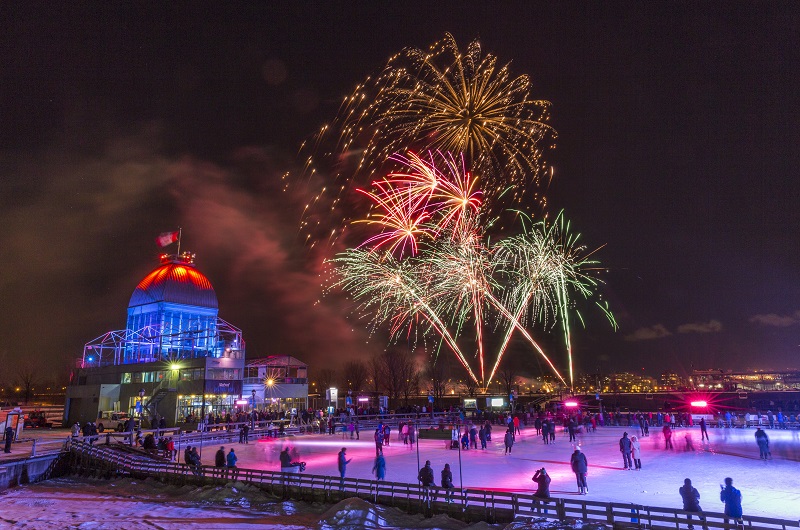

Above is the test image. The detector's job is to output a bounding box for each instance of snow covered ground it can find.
[189,424,800,520]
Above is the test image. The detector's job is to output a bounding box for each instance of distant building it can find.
[691,369,800,391]
[65,253,245,427]
[243,356,309,413]
[659,372,687,391]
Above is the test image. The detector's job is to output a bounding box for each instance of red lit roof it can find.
[129,261,218,309]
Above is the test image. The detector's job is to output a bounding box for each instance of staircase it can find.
[144,381,176,423]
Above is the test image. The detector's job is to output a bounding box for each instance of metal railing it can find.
[66,440,800,529]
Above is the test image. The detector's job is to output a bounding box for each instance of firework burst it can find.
[296,33,556,248]
[328,153,614,390]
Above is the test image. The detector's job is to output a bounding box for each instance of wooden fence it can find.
[66,440,799,529]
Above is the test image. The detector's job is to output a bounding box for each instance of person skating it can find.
[226,448,238,467]
[619,432,633,470]
[631,435,642,470]
[374,428,384,456]
[280,447,292,469]
[755,428,771,459]
[337,447,351,491]
[532,467,551,499]
[504,428,514,454]
[663,424,674,449]
[570,446,588,494]
[679,478,708,530]
[215,446,226,467]
[700,417,709,441]
[720,477,743,522]
[372,453,386,481]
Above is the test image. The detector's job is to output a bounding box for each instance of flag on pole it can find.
[156,231,179,247]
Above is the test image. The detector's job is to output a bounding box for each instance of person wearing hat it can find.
[418,460,435,504]
[570,446,589,494]
[532,467,551,498]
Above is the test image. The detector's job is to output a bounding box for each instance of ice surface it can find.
[2,424,798,527]
[193,424,800,519]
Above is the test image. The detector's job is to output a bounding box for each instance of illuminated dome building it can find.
[65,253,245,427]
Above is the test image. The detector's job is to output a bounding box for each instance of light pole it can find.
[251,389,257,430]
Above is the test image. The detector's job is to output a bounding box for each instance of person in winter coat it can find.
[504,428,514,454]
[337,447,351,490]
[541,421,550,444]
[374,428,384,456]
[215,446,226,467]
[570,447,589,494]
[226,448,238,467]
[619,432,633,469]
[372,453,386,481]
[755,428,771,459]
[700,417,709,441]
[532,467,551,498]
[441,463,454,503]
[418,460,435,503]
[631,435,642,470]
[680,478,707,529]
[479,426,487,449]
[720,477,743,520]
[663,424,674,449]
[280,447,292,469]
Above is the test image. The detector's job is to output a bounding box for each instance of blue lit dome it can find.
[128,255,218,309]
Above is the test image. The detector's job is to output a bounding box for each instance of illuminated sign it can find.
[690,400,708,407]
[490,398,504,407]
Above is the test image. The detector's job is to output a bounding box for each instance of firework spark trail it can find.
[328,152,615,391]
[331,248,480,384]
[296,33,556,249]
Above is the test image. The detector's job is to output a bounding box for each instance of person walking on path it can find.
[720,477,743,522]
[441,463,454,503]
[755,428,771,459]
[570,447,588,495]
[418,460,436,504]
[619,432,633,470]
[631,435,642,470]
[532,467,551,499]
[663,424,674,450]
[680,478,708,530]
[337,447,351,491]
[504,428,514,454]
[700,417,709,441]
[372,453,386,481]
[215,446,226,468]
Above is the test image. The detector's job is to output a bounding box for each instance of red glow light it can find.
[564,401,578,408]
[691,400,708,407]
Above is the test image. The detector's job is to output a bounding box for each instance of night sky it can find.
[2,3,799,382]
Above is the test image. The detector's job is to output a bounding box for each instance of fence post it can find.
[31,439,37,457]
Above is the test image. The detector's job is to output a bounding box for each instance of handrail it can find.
[65,441,799,530]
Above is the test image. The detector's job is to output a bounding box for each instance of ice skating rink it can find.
[200,423,800,520]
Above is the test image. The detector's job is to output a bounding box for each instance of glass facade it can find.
[176,394,239,421]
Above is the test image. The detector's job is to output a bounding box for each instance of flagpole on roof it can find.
[176,227,182,258]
